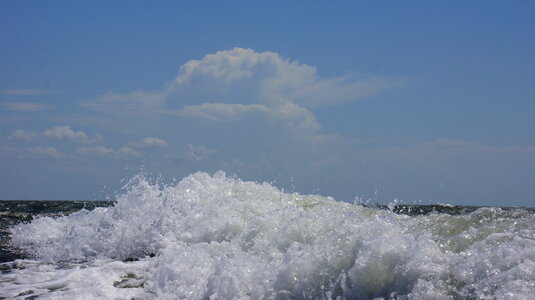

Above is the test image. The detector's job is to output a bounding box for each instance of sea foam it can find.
[6,171,535,299]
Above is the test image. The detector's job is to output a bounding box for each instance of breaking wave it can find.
[5,171,535,299]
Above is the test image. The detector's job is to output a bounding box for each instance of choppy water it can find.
[1,172,534,299]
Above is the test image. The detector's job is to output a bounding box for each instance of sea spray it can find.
[3,171,535,299]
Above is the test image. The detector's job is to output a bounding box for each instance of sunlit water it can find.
[1,171,534,299]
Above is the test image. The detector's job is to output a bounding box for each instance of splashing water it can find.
[2,171,535,299]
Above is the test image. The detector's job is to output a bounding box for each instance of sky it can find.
[1,1,534,206]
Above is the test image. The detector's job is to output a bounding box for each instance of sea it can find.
[0,171,534,299]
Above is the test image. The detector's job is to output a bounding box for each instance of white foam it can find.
[5,171,535,299]
[0,259,149,299]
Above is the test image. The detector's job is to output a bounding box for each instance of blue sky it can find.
[1,1,534,206]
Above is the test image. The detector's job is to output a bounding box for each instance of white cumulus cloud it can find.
[43,126,97,144]
[82,48,403,132]
[168,48,404,108]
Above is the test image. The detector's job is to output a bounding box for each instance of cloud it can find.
[171,48,403,108]
[11,125,147,161]
[12,126,103,145]
[290,75,405,108]
[0,102,50,111]
[183,144,218,161]
[76,146,113,156]
[1,89,57,96]
[81,90,168,113]
[82,48,403,132]
[133,137,168,148]
[117,146,141,157]
[12,130,38,142]
[76,146,141,159]
[171,48,318,91]
[171,103,270,121]
[27,146,60,158]
[43,126,94,144]
[171,102,320,131]
[271,102,321,131]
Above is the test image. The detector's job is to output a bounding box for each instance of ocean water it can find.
[1,172,534,299]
